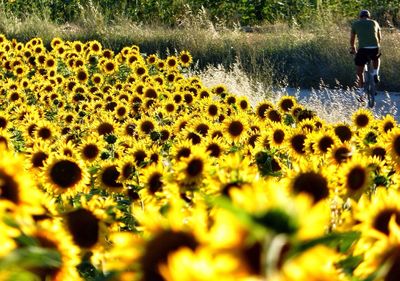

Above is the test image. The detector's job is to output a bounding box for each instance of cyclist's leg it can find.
[356,65,364,88]
[354,49,367,89]
[371,48,381,83]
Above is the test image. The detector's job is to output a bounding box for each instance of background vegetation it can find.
[0,0,399,91]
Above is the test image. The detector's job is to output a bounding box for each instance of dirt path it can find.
[278,87,400,123]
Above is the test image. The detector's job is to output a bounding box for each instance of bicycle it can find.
[350,50,377,108]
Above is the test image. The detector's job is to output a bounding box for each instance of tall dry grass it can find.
[0,3,399,92]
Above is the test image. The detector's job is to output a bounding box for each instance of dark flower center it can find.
[355,114,369,127]
[273,129,285,144]
[207,143,222,158]
[101,165,123,188]
[141,230,198,281]
[318,136,334,153]
[186,158,204,177]
[290,134,306,154]
[346,166,367,191]
[82,144,99,160]
[334,125,352,142]
[373,208,400,235]
[0,171,19,204]
[49,160,82,188]
[334,147,351,163]
[66,208,99,248]
[293,172,329,203]
[148,172,163,194]
[228,121,244,137]
[97,123,114,135]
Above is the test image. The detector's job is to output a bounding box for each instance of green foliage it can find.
[1,0,399,27]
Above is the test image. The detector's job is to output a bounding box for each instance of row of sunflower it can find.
[0,33,400,281]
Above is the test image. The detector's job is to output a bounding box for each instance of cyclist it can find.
[350,9,381,97]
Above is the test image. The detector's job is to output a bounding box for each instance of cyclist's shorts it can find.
[355,48,381,66]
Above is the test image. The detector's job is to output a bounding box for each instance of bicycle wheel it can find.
[364,62,375,108]
[367,73,376,108]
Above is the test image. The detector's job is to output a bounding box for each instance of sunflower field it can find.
[0,33,400,281]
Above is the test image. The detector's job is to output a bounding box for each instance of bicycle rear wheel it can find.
[364,63,375,108]
[367,75,376,108]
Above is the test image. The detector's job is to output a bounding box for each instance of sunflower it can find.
[222,113,249,143]
[44,54,57,69]
[101,59,117,75]
[352,108,375,129]
[386,128,400,168]
[88,40,102,55]
[333,123,353,143]
[107,223,201,281]
[126,53,141,66]
[50,37,63,49]
[265,108,282,123]
[165,55,178,70]
[202,101,220,120]
[93,115,118,136]
[211,84,228,98]
[114,102,130,121]
[170,139,194,162]
[336,154,372,200]
[236,96,250,112]
[13,64,28,78]
[160,99,177,116]
[276,245,342,281]
[62,197,119,269]
[277,95,297,112]
[129,141,150,168]
[57,140,77,158]
[326,143,353,165]
[78,135,106,163]
[255,101,274,120]
[144,86,158,99]
[286,162,331,204]
[138,162,168,197]
[310,129,339,156]
[354,188,400,239]
[178,50,193,68]
[146,54,158,65]
[368,143,387,162]
[378,114,397,135]
[0,148,41,209]
[269,123,288,149]
[95,161,125,193]
[286,129,308,159]
[116,158,137,185]
[41,155,89,197]
[137,116,158,137]
[71,40,83,53]
[134,63,148,77]
[75,66,89,84]
[23,219,82,281]
[34,120,58,142]
[200,136,227,159]
[352,191,400,280]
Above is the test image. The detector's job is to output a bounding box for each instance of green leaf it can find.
[337,255,363,276]
[209,195,267,238]
[252,208,298,235]
[286,231,361,259]
[0,247,62,270]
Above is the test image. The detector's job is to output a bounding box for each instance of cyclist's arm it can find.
[350,31,356,53]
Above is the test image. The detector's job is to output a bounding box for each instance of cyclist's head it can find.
[359,10,371,18]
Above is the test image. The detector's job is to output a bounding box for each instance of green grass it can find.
[0,5,399,92]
